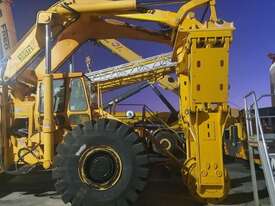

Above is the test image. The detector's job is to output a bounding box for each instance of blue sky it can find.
[12,0,275,111]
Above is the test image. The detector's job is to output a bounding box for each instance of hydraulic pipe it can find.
[42,24,54,169]
[0,84,9,171]
[150,84,178,123]
[104,82,150,110]
[137,0,187,6]
[150,84,177,114]
[45,24,51,74]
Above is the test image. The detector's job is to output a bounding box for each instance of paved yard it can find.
[0,159,270,206]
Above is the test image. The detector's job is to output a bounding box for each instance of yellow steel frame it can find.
[0,0,237,202]
[176,18,234,200]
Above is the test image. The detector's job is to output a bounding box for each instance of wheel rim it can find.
[78,146,122,191]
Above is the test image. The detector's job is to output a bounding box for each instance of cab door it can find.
[67,77,92,126]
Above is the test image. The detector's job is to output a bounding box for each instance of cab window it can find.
[69,78,88,111]
[39,79,66,113]
[83,77,96,105]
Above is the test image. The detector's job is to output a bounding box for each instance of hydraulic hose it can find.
[137,0,187,6]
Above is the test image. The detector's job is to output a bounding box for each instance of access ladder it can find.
[244,92,275,206]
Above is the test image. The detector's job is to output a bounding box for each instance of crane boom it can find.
[2,0,211,97]
[0,1,17,61]
[98,39,142,61]
[2,5,173,98]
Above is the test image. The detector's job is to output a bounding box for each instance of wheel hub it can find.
[78,146,122,190]
[160,138,172,151]
[88,152,116,184]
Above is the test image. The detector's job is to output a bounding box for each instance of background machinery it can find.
[0,0,238,205]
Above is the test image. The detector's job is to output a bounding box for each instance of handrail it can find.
[256,94,275,103]
[244,94,260,206]
[244,91,275,206]
[112,103,182,140]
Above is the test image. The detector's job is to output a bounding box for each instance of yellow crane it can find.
[0,0,236,205]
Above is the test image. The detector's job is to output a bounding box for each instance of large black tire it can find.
[0,173,13,184]
[53,119,149,206]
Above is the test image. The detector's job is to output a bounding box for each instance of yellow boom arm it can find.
[3,0,214,97]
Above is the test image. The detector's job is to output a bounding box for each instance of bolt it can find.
[216,170,222,177]
[45,16,51,22]
[187,12,195,19]
[201,170,208,177]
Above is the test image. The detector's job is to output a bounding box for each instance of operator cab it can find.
[35,72,94,130]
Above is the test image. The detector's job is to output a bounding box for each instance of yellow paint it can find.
[177,8,234,200]
[0,0,250,203]
[41,74,54,169]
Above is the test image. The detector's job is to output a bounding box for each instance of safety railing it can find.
[108,103,182,139]
[86,52,175,84]
[244,92,275,206]
[108,103,170,128]
[109,103,184,166]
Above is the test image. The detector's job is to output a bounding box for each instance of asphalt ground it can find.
[0,158,270,206]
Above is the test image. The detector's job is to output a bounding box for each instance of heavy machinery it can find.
[0,0,236,205]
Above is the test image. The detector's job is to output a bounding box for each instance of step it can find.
[249,133,275,140]
[248,137,258,147]
[269,153,275,159]
[248,136,275,148]
[263,133,275,141]
[269,154,275,173]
